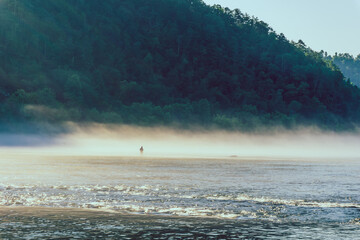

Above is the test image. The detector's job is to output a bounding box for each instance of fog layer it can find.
[0,124,359,159]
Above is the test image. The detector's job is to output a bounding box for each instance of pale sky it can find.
[203,0,360,56]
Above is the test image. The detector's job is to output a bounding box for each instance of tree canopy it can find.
[0,0,360,132]
[326,53,360,87]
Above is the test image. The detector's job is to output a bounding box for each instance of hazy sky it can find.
[203,0,360,56]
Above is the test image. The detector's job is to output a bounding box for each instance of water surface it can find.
[0,155,359,239]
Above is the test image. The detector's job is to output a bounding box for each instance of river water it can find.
[0,153,360,239]
[0,154,359,239]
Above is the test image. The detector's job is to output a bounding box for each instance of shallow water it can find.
[0,155,359,239]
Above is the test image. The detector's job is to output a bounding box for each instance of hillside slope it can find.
[0,0,360,131]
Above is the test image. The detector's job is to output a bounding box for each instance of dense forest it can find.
[1,0,360,132]
[326,53,360,87]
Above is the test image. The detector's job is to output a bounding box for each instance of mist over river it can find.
[0,126,360,239]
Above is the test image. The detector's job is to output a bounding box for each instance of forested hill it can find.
[326,53,360,87]
[0,0,360,131]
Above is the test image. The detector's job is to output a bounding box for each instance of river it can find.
[0,154,359,239]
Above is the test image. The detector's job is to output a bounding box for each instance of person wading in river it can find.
[140,146,144,154]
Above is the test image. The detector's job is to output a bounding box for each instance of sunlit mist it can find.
[1,124,360,159]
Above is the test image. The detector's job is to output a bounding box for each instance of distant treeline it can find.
[325,53,360,87]
[0,0,360,131]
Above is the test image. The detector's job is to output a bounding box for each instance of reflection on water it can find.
[0,155,359,238]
